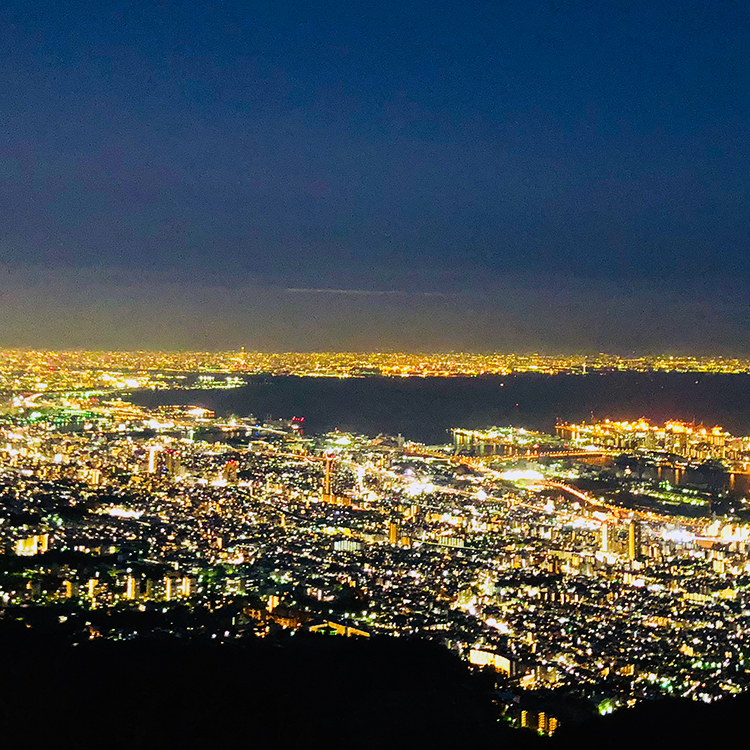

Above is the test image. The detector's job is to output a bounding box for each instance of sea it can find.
[129,371,750,446]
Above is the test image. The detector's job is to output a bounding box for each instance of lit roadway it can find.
[249,441,715,539]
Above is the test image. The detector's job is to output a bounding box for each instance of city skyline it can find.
[3,385,750,728]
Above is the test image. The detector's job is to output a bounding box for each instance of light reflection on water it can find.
[578,458,750,498]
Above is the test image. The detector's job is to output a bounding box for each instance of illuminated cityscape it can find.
[3,349,750,394]
[4,367,750,736]
[555,419,750,468]
[5,0,750,742]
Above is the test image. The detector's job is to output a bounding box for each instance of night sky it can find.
[2,0,749,352]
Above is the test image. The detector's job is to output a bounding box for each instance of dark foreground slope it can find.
[0,626,530,750]
[551,695,747,750]
[0,622,745,750]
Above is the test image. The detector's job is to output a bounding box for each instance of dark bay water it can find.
[642,464,750,497]
[588,459,750,502]
[130,372,750,445]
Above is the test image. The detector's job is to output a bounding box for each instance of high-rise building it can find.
[628,519,642,561]
[125,576,138,600]
[147,446,159,474]
[322,453,334,501]
[164,450,181,477]
[601,522,617,554]
[388,520,400,544]
[223,460,238,482]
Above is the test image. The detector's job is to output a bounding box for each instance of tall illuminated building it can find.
[628,520,642,561]
[223,460,238,482]
[181,576,193,598]
[601,522,616,554]
[164,450,181,477]
[125,576,138,600]
[321,453,334,501]
[389,520,400,544]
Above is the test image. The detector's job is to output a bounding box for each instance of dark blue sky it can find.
[2,0,749,350]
